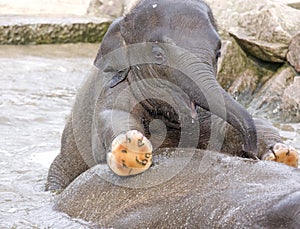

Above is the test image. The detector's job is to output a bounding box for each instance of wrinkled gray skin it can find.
[55,149,300,228]
[47,0,261,191]
[47,0,300,227]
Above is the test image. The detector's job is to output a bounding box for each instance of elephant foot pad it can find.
[262,143,299,168]
[107,130,153,176]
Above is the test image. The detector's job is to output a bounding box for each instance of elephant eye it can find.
[152,45,166,65]
[216,50,221,61]
[153,50,163,59]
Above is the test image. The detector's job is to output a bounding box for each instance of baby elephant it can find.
[46,0,298,191]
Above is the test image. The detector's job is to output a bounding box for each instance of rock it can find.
[206,0,300,62]
[282,76,300,122]
[86,0,124,18]
[271,0,300,9]
[0,0,91,16]
[228,3,300,62]
[0,15,111,45]
[206,0,300,122]
[86,0,136,18]
[217,40,249,90]
[229,32,289,63]
[288,2,300,10]
[217,39,277,105]
[249,66,296,120]
[206,0,266,38]
[287,32,300,72]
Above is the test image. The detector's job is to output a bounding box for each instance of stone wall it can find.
[0,16,111,45]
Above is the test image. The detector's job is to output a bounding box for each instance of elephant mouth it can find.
[190,101,198,121]
[190,101,202,123]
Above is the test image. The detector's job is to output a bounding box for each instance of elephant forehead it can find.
[133,0,212,29]
[128,0,219,46]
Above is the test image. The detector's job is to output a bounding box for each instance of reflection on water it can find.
[0,44,299,228]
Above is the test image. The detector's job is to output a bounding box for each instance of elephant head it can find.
[94,0,258,158]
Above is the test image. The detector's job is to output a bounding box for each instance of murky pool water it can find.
[0,44,299,228]
[0,44,98,228]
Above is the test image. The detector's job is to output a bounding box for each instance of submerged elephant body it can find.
[46,0,300,227]
[55,149,300,228]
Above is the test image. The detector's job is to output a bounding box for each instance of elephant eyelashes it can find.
[109,68,130,88]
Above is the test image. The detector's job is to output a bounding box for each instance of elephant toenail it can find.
[137,139,145,147]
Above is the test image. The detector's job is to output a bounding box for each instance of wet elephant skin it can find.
[46,0,261,191]
[55,149,300,228]
[46,0,300,227]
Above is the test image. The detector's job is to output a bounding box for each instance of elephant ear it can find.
[93,17,130,88]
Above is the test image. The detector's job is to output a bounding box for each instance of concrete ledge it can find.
[0,15,112,44]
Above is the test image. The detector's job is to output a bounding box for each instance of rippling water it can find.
[0,44,299,228]
[0,44,98,228]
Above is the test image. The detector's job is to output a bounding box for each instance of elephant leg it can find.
[98,110,153,176]
[46,118,89,191]
[252,118,298,167]
[198,113,299,167]
[262,143,298,168]
[108,130,153,176]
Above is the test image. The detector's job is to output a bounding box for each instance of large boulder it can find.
[281,76,300,122]
[289,2,300,9]
[229,3,300,63]
[218,40,300,122]
[86,0,135,18]
[205,0,272,37]
[0,16,111,45]
[205,0,300,121]
[217,39,277,105]
[287,32,300,72]
[249,66,296,120]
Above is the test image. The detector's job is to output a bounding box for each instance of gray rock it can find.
[205,0,300,122]
[216,38,300,122]
[287,32,300,72]
[86,0,136,18]
[229,3,300,62]
[249,66,296,120]
[0,15,111,45]
[217,39,277,105]
[288,2,300,10]
[229,32,289,63]
[205,0,271,38]
[206,0,300,62]
[86,0,124,18]
[282,76,300,122]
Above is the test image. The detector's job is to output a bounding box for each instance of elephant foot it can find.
[262,143,299,168]
[107,130,153,176]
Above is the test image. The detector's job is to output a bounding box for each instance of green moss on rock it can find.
[0,16,111,45]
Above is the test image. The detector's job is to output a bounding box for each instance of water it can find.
[0,44,98,228]
[0,44,299,228]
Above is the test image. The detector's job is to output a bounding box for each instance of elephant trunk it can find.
[178,65,258,158]
[220,91,258,158]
